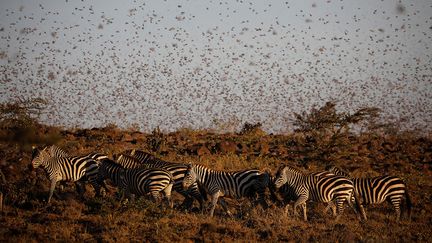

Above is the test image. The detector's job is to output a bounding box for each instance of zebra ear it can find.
[187,162,193,169]
[130,149,136,156]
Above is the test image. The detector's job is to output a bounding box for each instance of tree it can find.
[292,101,381,166]
[0,98,47,144]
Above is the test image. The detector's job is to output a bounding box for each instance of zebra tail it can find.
[405,189,412,220]
[353,190,366,221]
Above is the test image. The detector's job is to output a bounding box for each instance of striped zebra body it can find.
[31,146,101,203]
[270,170,340,202]
[42,145,110,193]
[99,159,174,207]
[182,163,270,217]
[274,165,360,221]
[328,166,412,220]
[119,152,207,210]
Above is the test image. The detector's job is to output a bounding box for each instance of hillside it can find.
[0,123,431,242]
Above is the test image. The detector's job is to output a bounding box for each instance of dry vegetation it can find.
[0,100,431,242]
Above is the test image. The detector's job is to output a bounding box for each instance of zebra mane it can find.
[31,146,51,163]
[189,163,259,174]
[327,166,350,177]
[116,154,142,168]
[277,164,305,176]
[129,149,158,163]
[102,157,125,168]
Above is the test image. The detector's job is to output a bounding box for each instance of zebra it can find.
[269,170,355,217]
[98,159,174,207]
[273,164,362,221]
[327,166,412,220]
[37,145,111,194]
[31,146,102,203]
[118,151,207,210]
[182,163,270,217]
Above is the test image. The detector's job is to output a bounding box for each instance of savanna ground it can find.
[0,100,431,242]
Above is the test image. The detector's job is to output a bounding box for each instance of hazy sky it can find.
[0,0,431,133]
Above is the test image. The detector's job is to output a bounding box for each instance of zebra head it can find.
[182,163,197,190]
[274,165,289,189]
[274,165,301,189]
[31,146,51,169]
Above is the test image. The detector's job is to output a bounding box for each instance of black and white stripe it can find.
[182,163,270,217]
[273,165,361,221]
[44,145,70,157]
[327,166,412,220]
[120,151,207,210]
[98,159,174,207]
[124,149,157,164]
[31,146,101,203]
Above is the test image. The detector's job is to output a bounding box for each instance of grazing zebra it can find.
[118,152,207,210]
[327,166,412,220]
[98,159,174,207]
[273,165,362,221]
[182,163,270,217]
[31,146,102,203]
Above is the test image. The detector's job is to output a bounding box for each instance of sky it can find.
[0,0,431,133]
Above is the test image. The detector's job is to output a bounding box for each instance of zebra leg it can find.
[195,195,205,212]
[89,179,103,198]
[283,203,290,216]
[163,183,174,208]
[180,195,194,210]
[209,192,221,217]
[219,198,233,217]
[293,194,308,221]
[335,198,346,221]
[47,179,58,204]
[150,191,161,205]
[75,181,86,200]
[257,190,269,210]
[324,201,337,216]
[389,196,402,221]
[301,203,307,221]
[352,190,367,221]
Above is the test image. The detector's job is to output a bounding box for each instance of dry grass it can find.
[0,124,431,242]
